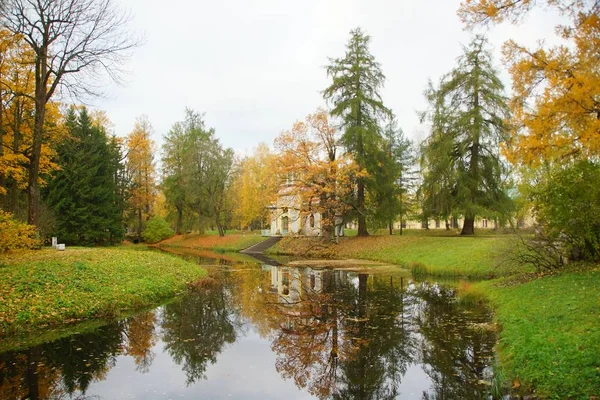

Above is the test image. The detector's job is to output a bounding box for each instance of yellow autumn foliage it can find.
[0,211,40,252]
[0,29,66,196]
[459,0,600,165]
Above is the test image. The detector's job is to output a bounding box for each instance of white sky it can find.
[92,0,562,158]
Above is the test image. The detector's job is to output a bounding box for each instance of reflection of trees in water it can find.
[0,274,246,397]
[124,311,158,373]
[0,322,125,400]
[412,282,497,400]
[0,262,499,400]
[244,267,497,400]
[160,278,243,385]
[251,269,416,399]
[335,274,416,400]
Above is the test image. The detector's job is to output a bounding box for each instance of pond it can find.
[0,251,498,399]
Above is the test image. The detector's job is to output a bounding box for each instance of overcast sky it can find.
[93,0,561,157]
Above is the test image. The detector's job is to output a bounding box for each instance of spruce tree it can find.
[45,107,124,244]
[323,27,391,236]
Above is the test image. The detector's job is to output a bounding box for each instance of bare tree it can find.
[0,0,141,225]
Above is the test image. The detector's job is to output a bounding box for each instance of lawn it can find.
[0,247,207,337]
[270,234,520,278]
[158,232,266,252]
[480,265,600,398]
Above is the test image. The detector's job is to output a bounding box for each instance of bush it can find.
[142,217,174,243]
[0,211,41,252]
[533,160,600,262]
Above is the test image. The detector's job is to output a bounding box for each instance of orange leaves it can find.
[275,110,362,232]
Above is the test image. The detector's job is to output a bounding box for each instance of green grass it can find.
[478,265,600,398]
[270,234,521,278]
[0,247,207,337]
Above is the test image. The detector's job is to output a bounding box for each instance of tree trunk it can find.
[176,205,183,234]
[461,215,475,235]
[357,178,369,236]
[28,98,45,225]
[137,208,142,238]
[215,218,224,237]
[388,220,393,235]
[0,84,4,208]
[462,66,481,237]
[399,218,403,236]
[215,208,225,237]
[28,46,48,226]
[10,100,23,213]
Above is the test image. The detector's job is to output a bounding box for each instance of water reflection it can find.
[161,280,243,385]
[0,258,498,399]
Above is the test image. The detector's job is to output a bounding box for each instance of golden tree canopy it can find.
[459,0,600,165]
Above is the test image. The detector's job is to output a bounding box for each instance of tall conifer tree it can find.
[323,27,391,236]
[420,36,512,235]
[45,107,124,244]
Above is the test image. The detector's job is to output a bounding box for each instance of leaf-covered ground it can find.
[158,233,266,252]
[0,247,206,337]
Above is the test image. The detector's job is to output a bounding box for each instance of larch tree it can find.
[127,116,156,239]
[371,117,414,235]
[323,27,391,236]
[459,0,600,164]
[420,36,512,235]
[0,0,140,226]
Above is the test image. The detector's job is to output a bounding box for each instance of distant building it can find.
[394,214,536,231]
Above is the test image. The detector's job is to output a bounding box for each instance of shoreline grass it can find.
[476,264,600,398]
[0,247,207,338]
[269,234,522,278]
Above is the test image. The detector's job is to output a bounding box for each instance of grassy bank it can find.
[269,234,520,278]
[0,247,207,337]
[477,265,600,398]
[158,233,266,252]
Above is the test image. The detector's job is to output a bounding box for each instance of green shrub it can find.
[142,217,174,243]
[533,160,600,261]
[0,211,41,252]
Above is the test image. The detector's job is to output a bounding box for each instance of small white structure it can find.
[268,186,322,237]
[57,244,66,251]
[51,237,58,248]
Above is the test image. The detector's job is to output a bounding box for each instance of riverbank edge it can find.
[0,247,208,344]
[156,233,267,253]
[269,235,600,398]
[267,235,521,278]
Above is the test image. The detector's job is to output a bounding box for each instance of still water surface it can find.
[0,251,497,399]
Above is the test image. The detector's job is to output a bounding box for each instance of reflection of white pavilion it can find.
[269,266,348,305]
